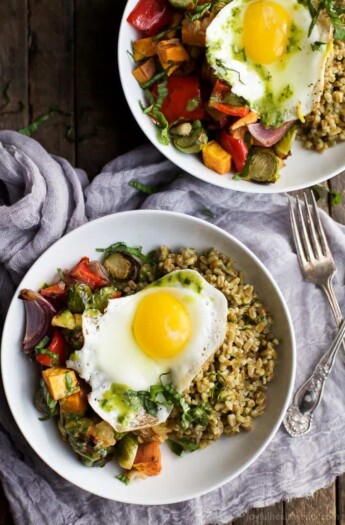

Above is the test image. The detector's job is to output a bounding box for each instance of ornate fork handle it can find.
[284,319,345,437]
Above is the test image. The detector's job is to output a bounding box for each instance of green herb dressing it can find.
[149,270,204,294]
[100,383,140,424]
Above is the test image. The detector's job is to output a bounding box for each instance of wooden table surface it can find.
[0,1,344,524]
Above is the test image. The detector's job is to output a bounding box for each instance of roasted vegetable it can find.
[59,414,116,467]
[132,57,157,84]
[156,75,205,123]
[181,12,214,47]
[104,252,141,281]
[274,124,298,159]
[91,286,119,312]
[173,120,208,153]
[132,37,157,62]
[34,378,58,419]
[19,289,57,353]
[230,110,258,131]
[42,368,80,401]
[242,148,281,183]
[202,140,231,174]
[155,38,189,74]
[127,0,173,36]
[67,283,92,313]
[116,434,139,470]
[219,130,248,172]
[52,310,82,330]
[59,390,88,416]
[168,0,194,8]
[35,329,66,367]
[133,441,162,476]
[69,257,110,290]
[209,80,249,117]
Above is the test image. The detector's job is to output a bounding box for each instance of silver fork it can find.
[283,190,344,436]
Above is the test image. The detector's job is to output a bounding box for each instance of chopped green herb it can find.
[153,25,182,41]
[35,336,51,350]
[115,473,130,485]
[168,438,199,456]
[311,41,327,51]
[65,371,77,393]
[35,348,59,366]
[187,2,211,21]
[19,111,55,137]
[128,180,163,194]
[186,97,200,112]
[331,190,342,206]
[200,208,215,219]
[35,379,58,420]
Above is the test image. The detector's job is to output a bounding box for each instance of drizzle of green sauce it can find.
[100,383,140,424]
[149,271,203,294]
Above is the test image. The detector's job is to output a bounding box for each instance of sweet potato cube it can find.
[42,367,80,401]
[156,39,189,75]
[132,37,156,62]
[132,57,157,84]
[133,441,162,476]
[202,141,232,175]
[181,14,214,47]
[59,391,87,415]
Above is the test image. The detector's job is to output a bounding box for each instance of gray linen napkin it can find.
[1,130,345,525]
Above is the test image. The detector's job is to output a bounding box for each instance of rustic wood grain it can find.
[0,0,28,131]
[337,476,345,525]
[74,0,145,176]
[28,0,75,163]
[233,503,284,524]
[285,485,337,524]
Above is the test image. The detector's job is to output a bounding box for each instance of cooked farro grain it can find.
[299,40,345,152]
[132,246,278,450]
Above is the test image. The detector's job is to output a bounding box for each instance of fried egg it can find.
[206,0,332,126]
[67,269,228,432]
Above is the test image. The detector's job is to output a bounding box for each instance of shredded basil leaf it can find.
[128,180,163,194]
[188,3,211,21]
[115,473,130,485]
[311,41,326,51]
[153,25,181,42]
[168,438,199,456]
[19,111,54,137]
[331,190,342,206]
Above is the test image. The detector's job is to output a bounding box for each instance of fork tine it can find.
[296,196,315,262]
[309,190,331,256]
[303,192,323,259]
[288,195,307,265]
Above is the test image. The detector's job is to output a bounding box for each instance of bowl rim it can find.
[1,210,296,504]
[117,1,345,194]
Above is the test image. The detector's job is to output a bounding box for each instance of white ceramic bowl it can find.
[118,2,345,193]
[1,211,296,504]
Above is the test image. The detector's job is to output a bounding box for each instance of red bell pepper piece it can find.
[127,0,173,36]
[70,257,109,290]
[219,130,249,172]
[40,283,66,298]
[36,329,66,367]
[157,76,205,124]
[210,80,249,118]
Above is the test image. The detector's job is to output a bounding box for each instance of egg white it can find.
[206,0,332,126]
[67,269,228,432]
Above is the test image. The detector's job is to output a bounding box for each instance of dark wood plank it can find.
[337,476,345,525]
[285,485,336,525]
[0,1,28,522]
[233,503,284,525]
[28,0,75,162]
[0,0,28,131]
[74,0,145,176]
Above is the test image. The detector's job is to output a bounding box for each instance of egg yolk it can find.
[243,0,290,64]
[133,292,191,359]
